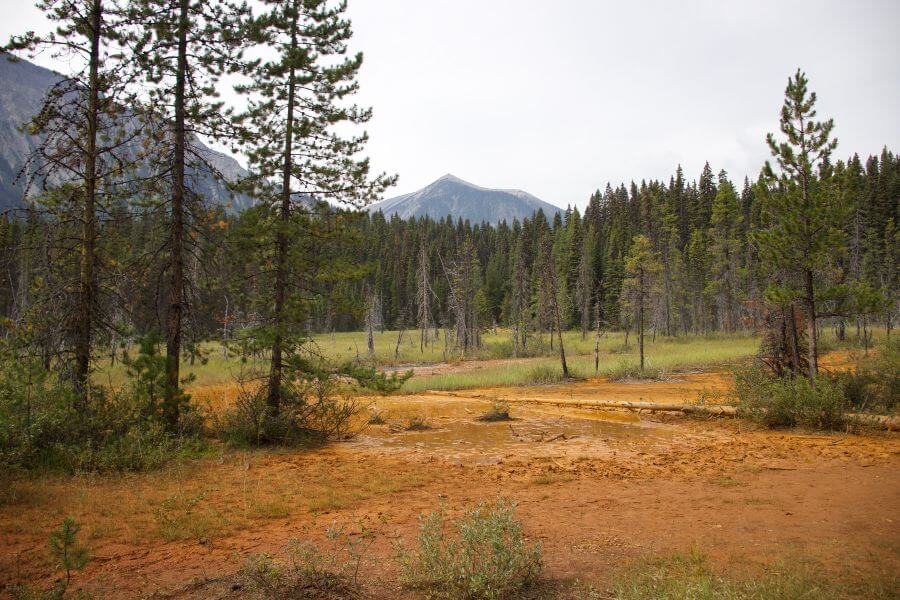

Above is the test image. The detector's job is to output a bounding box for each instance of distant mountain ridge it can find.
[367,174,562,224]
[0,56,254,213]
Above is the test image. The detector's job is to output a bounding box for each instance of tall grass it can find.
[400,333,760,393]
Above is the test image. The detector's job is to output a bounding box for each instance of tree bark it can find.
[267,7,299,415]
[165,0,189,428]
[638,270,645,372]
[805,269,818,380]
[73,0,102,408]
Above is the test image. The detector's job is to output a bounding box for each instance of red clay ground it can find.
[1,366,898,598]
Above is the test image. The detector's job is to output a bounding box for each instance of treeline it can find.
[4,147,894,355]
[351,149,898,340]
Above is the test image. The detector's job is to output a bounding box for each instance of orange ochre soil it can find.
[1,357,898,598]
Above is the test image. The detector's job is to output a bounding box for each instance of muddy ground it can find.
[1,361,898,598]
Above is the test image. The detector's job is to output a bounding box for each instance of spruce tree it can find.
[708,171,745,332]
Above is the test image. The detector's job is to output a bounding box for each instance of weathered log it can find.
[424,391,899,430]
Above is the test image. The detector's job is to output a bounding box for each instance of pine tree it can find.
[234,0,392,412]
[756,69,843,380]
[123,0,249,426]
[6,0,136,406]
[708,171,745,331]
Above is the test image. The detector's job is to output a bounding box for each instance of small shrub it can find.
[399,498,542,599]
[404,415,431,431]
[241,519,379,599]
[477,400,511,422]
[733,367,846,430]
[367,411,386,425]
[217,378,362,447]
[526,364,565,385]
[828,340,899,415]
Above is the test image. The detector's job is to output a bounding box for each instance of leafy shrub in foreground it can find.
[829,340,899,415]
[399,498,542,600]
[477,400,511,422]
[241,519,380,599]
[0,339,203,473]
[733,367,846,429]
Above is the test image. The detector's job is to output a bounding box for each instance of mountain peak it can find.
[368,175,561,224]
[433,173,469,185]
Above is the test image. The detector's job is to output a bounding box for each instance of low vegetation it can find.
[215,378,362,448]
[398,499,542,600]
[7,517,89,600]
[477,400,512,422]
[403,415,431,431]
[607,550,897,600]
[734,366,847,430]
[0,339,203,474]
[733,338,898,430]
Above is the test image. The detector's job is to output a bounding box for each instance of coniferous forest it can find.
[1,1,898,598]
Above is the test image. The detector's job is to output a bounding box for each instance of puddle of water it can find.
[349,396,676,464]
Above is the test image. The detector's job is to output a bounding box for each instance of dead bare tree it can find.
[415,242,432,353]
[364,285,382,357]
[543,238,569,378]
[442,238,482,356]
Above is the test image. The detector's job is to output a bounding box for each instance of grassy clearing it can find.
[605,549,897,600]
[400,332,761,393]
[94,327,887,397]
[94,329,762,389]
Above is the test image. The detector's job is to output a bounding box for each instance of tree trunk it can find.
[267,12,298,415]
[593,302,601,374]
[805,269,818,380]
[73,0,103,408]
[787,303,802,377]
[638,294,645,372]
[164,0,189,429]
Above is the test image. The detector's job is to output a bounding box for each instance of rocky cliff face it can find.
[0,56,254,213]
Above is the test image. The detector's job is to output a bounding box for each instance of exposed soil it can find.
[1,362,898,598]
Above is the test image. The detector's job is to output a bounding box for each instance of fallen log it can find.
[423,391,899,431]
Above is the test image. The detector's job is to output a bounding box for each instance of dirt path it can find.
[1,368,898,598]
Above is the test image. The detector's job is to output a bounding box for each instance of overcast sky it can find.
[5,0,900,208]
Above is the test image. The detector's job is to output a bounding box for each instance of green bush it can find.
[828,340,899,415]
[241,520,378,599]
[733,367,846,430]
[607,360,663,382]
[477,400,511,422]
[217,378,362,447]
[399,499,542,599]
[0,340,203,473]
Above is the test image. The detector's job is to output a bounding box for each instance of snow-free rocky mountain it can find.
[0,56,253,213]
[367,174,562,224]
